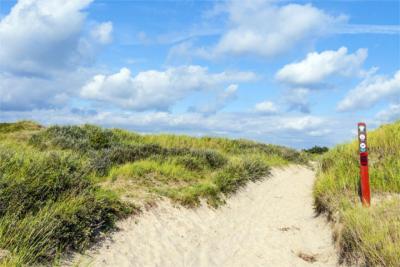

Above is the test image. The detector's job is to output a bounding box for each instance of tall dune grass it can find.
[314,121,400,266]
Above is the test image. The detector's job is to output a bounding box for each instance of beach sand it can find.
[71,165,338,267]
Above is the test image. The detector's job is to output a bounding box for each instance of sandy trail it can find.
[74,165,337,267]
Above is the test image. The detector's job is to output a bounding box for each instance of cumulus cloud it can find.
[217,1,344,57]
[171,0,345,59]
[275,47,367,114]
[337,70,400,111]
[0,0,118,111]
[81,66,256,111]
[276,47,367,87]
[189,84,238,115]
[254,101,278,114]
[0,0,99,76]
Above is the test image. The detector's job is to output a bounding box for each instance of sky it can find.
[0,0,399,149]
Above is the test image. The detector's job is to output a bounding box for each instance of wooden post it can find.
[358,122,370,206]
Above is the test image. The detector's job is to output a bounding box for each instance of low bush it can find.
[29,125,117,152]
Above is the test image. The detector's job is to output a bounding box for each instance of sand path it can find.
[74,165,338,267]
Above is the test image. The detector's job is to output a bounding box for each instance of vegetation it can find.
[314,121,400,266]
[303,145,329,155]
[0,121,306,265]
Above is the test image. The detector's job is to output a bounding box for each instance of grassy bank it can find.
[0,121,306,265]
[314,121,400,266]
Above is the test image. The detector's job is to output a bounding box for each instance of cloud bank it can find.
[81,66,256,111]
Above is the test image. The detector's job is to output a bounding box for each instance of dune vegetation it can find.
[314,121,400,266]
[0,121,306,266]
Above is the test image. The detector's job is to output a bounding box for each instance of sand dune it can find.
[72,166,338,267]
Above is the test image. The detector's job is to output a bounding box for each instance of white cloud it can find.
[276,47,367,87]
[81,66,256,111]
[375,104,400,123]
[254,101,278,114]
[91,22,113,44]
[0,0,98,75]
[194,0,346,58]
[337,70,400,111]
[275,47,367,114]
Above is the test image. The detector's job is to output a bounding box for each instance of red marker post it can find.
[358,122,370,206]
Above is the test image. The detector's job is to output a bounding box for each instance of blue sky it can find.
[0,0,399,148]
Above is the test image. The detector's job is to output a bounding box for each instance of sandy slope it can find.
[73,165,338,267]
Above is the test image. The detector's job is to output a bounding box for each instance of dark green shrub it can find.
[89,144,165,175]
[176,155,205,171]
[303,146,329,154]
[29,125,117,152]
[188,149,227,169]
[89,145,227,176]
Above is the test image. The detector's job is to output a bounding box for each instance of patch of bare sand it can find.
[71,166,338,267]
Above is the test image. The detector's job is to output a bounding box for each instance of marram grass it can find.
[314,121,400,266]
[0,121,306,265]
